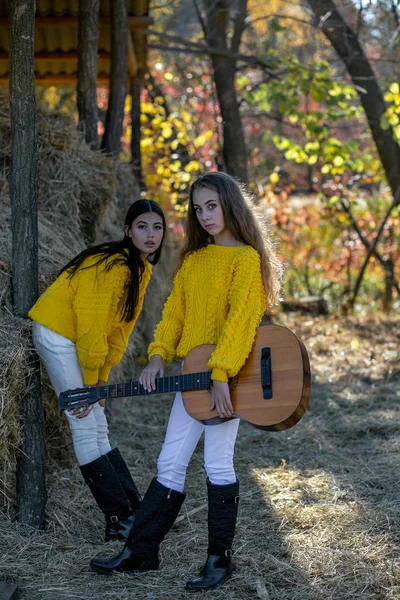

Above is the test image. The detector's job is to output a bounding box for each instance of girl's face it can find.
[125,212,164,258]
[193,187,225,235]
[193,187,236,245]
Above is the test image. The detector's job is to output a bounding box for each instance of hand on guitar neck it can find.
[140,355,164,392]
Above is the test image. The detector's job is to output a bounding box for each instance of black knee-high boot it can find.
[106,448,142,511]
[185,479,239,591]
[79,455,135,542]
[90,478,186,574]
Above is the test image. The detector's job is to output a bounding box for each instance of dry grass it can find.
[0,313,399,600]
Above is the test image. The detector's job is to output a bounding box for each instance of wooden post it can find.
[131,69,145,191]
[9,0,46,529]
[101,0,128,156]
[77,0,100,149]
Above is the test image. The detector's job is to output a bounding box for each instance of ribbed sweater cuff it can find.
[148,348,169,362]
[211,368,228,383]
[98,363,112,382]
[83,368,100,386]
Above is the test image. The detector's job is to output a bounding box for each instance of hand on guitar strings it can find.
[139,355,165,392]
[210,380,234,419]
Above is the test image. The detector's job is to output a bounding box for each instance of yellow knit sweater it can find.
[148,244,266,382]
[29,256,152,385]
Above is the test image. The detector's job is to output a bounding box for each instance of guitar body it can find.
[182,325,311,431]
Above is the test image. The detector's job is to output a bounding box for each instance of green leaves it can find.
[382,82,400,143]
[245,56,379,181]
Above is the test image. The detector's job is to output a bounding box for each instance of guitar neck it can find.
[98,371,212,400]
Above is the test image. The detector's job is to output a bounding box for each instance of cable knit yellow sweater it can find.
[148,244,266,382]
[29,256,152,385]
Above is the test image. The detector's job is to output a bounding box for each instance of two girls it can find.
[29,199,165,542]
[90,172,283,590]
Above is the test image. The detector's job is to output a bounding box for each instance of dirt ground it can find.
[1,313,400,600]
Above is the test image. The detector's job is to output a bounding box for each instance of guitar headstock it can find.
[58,386,99,410]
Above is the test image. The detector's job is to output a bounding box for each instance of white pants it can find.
[32,323,112,466]
[157,392,240,493]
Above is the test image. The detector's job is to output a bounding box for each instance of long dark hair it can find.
[60,199,166,321]
[181,172,283,308]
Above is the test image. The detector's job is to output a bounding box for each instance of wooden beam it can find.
[0,16,154,28]
[127,33,137,78]
[0,52,111,62]
[0,74,110,85]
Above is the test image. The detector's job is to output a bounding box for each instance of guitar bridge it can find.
[261,347,272,399]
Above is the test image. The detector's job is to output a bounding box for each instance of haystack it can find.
[0,95,172,508]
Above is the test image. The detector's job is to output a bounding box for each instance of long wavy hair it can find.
[60,199,166,321]
[180,172,283,308]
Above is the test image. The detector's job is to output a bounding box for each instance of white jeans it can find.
[157,392,240,493]
[32,323,112,466]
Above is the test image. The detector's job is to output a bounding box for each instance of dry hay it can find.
[0,95,173,511]
[0,314,399,599]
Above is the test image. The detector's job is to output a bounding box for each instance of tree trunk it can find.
[202,0,248,183]
[9,0,46,529]
[307,0,400,198]
[101,0,128,156]
[77,0,100,149]
[131,69,145,191]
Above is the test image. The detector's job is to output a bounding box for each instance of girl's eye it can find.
[195,207,201,213]
[138,224,146,229]
[155,225,163,230]
[209,204,216,210]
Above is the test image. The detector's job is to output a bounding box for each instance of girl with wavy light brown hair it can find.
[90,172,283,591]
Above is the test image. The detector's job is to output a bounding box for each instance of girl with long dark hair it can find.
[29,199,166,542]
[89,173,283,590]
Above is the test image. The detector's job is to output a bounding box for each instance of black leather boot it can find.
[186,479,239,591]
[79,455,134,542]
[90,478,186,574]
[106,448,142,511]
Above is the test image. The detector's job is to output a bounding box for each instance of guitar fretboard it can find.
[98,371,212,399]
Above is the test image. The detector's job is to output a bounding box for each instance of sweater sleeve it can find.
[73,263,128,385]
[207,250,267,383]
[148,265,185,363]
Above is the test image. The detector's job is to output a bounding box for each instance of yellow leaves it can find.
[333,156,344,167]
[147,175,159,187]
[177,131,188,144]
[194,131,213,148]
[141,102,157,114]
[140,138,153,155]
[350,338,359,350]
[270,172,280,184]
[157,164,170,177]
[125,95,132,112]
[164,72,174,81]
[185,160,201,172]
[162,126,173,139]
[42,86,61,110]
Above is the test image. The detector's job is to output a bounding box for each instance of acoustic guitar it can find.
[58,325,311,431]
